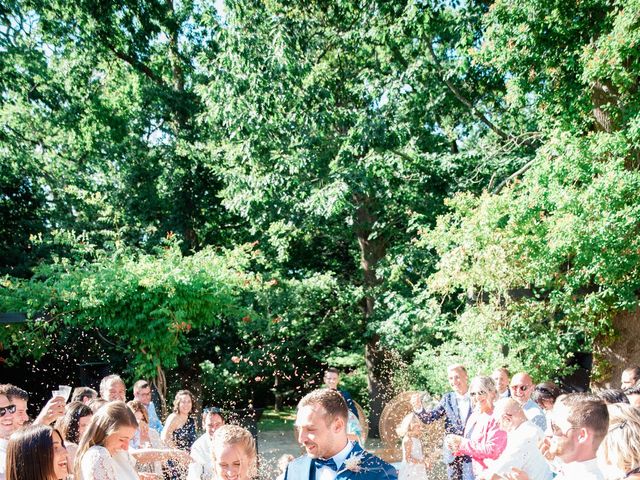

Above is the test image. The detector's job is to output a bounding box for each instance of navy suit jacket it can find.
[284,442,397,480]
[414,391,472,464]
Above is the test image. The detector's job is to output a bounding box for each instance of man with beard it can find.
[286,389,397,480]
[505,393,608,480]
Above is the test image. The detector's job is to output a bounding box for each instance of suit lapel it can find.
[335,442,362,479]
[450,393,462,426]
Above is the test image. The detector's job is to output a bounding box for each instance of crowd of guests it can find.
[2,365,640,480]
[404,364,640,480]
[0,375,254,480]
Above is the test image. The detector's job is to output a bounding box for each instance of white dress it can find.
[399,437,427,480]
[80,445,139,480]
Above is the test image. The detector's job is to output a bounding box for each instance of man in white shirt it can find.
[0,386,19,480]
[479,398,551,480]
[187,408,225,480]
[509,373,546,431]
[505,393,608,480]
[285,389,397,480]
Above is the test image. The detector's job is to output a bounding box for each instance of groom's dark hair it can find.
[298,388,348,425]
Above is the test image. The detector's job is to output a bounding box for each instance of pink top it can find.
[456,410,507,473]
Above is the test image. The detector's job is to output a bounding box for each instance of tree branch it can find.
[426,40,511,142]
[491,157,537,194]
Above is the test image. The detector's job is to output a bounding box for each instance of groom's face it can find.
[296,404,344,459]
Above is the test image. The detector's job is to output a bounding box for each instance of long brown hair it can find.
[55,401,93,444]
[73,401,138,479]
[6,424,62,480]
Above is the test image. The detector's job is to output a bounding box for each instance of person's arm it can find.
[130,447,192,464]
[412,393,446,424]
[402,436,416,464]
[161,413,180,447]
[33,396,66,425]
[457,417,507,461]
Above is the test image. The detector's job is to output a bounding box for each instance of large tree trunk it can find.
[592,307,640,388]
[354,193,392,437]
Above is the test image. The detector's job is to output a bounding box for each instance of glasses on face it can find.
[0,405,16,417]
[470,391,487,398]
[510,385,528,392]
[550,420,577,437]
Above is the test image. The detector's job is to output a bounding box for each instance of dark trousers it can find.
[447,455,473,480]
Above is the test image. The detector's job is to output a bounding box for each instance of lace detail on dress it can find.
[81,446,117,480]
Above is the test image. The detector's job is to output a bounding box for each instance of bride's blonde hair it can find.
[212,424,257,478]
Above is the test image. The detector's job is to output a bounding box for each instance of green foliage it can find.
[0,236,251,378]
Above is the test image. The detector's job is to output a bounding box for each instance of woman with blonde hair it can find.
[599,403,640,479]
[74,401,140,480]
[211,424,257,480]
[6,424,69,480]
[445,376,507,477]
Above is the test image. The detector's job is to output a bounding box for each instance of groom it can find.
[285,389,397,480]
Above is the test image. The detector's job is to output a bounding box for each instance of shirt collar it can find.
[329,441,354,469]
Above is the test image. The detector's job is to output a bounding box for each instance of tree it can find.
[197,0,530,432]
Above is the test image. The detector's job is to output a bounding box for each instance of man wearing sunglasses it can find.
[504,393,608,480]
[0,385,18,480]
[509,373,546,431]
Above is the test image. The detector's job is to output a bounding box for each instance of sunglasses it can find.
[470,391,487,397]
[510,385,528,392]
[550,420,577,437]
[0,405,16,417]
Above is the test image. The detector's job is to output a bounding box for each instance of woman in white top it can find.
[73,401,142,480]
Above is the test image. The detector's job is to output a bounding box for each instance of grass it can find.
[258,407,296,432]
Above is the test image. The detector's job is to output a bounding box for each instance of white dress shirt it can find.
[556,458,604,480]
[316,441,354,480]
[188,433,214,480]
[485,420,552,480]
[456,393,471,422]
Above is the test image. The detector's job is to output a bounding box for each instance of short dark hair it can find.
[298,388,348,424]
[72,387,97,403]
[559,393,609,444]
[5,384,29,401]
[203,406,225,421]
[531,382,562,405]
[595,389,630,405]
[325,367,340,375]
[133,380,150,394]
[55,401,93,444]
